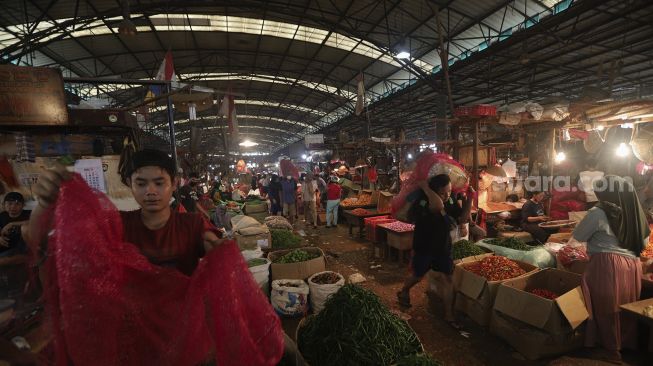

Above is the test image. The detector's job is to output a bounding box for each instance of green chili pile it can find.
[273,249,320,264]
[485,237,533,251]
[298,284,427,366]
[452,240,486,260]
[246,258,268,268]
[394,353,443,366]
[270,229,302,249]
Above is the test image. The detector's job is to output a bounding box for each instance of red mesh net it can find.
[43,175,284,365]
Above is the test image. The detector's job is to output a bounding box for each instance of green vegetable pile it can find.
[273,249,320,264]
[270,229,302,249]
[485,237,533,251]
[298,284,427,366]
[452,240,486,260]
[394,353,443,366]
[247,258,268,268]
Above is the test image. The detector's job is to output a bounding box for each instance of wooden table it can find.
[620,298,653,351]
[341,208,385,238]
[378,224,414,263]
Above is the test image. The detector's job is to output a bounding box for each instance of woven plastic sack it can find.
[45,175,284,366]
[392,153,468,220]
[307,271,345,313]
[475,239,556,268]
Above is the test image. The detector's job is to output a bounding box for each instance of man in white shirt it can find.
[578,159,604,210]
[302,175,319,229]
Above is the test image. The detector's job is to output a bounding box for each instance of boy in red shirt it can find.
[325,176,342,228]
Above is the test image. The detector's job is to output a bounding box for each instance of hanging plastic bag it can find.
[46,175,284,366]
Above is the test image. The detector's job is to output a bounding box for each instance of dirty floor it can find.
[281,222,651,366]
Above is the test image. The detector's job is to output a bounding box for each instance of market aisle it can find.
[284,222,649,366]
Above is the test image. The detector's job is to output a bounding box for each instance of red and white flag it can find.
[219,94,239,135]
[355,72,365,116]
[155,50,178,82]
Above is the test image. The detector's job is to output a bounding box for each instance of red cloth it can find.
[368,167,378,183]
[45,175,284,366]
[327,182,342,200]
[120,210,212,276]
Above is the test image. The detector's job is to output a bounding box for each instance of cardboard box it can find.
[267,247,326,281]
[386,231,413,251]
[360,189,379,205]
[235,231,272,251]
[490,310,585,360]
[453,258,538,326]
[376,191,394,213]
[454,252,493,265]
[491,269,589,359]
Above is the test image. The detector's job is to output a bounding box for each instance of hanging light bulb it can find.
[554,151,566,163]
[616,142,631,157]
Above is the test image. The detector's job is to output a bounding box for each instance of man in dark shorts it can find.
[397,174,472,329]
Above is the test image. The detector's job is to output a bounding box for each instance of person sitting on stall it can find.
[325,176,342,228]
[520,190,551,244]
[25,149,303,364]
[396,175,473,330]
[281,175,298,225]
[571,175,649,364]
[0,192,31,301]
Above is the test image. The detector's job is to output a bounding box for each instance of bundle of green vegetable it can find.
[394,353,443,366]
[485,237,533,251]
[452,240,486,260]
[247,258,268,268]
[298,284,427,366]
[270,229,302,249]
[273,249,320,264]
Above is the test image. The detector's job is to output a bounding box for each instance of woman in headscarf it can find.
[571,175,650,364]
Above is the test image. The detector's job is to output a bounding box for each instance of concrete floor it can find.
[282,221,651,366]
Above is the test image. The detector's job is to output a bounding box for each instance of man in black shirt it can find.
[520,191,551,243]
[0,192,31,300]
[178,172,202,213]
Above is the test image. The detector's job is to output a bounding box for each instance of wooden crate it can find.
[386,230,413,251]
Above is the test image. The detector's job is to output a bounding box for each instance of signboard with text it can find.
[304,134,324,149]
[0,65,68,125]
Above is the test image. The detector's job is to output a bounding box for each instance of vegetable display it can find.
[351,208,373,216]
[309,272,341,285]
[247,258,268,268]
[452,240,486,260]
[395,353,443,366]
[556,245,589,267]
[641,241,653,258]
[273,249,320,264]
[270,229,302,249]
[341,195,372,207]
[298,284,426,366]
[485,237,533,251]
[464,256,526,281]
[530,288,559,300]
[380,221,415,232]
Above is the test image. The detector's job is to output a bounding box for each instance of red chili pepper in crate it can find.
[530,288,559,300]
[464,256,526,281]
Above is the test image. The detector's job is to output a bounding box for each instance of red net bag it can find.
[556,245,589,267]
[44,175,284,366]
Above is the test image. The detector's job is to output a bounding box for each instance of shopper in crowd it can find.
[0,192,31,300]
[302,175,318,229]
[281,175,298,225]
[268,174,282,215]
[396,174,472,330]
[572,175,649,364]
[316,173,328,208]
[578,159,605,210]
[178,172,202,213]
[520,190,552,244]
[325,176,342,228]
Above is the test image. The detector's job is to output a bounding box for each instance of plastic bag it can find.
[46,175,284,366]
[556,245,589,267]
[476,240,556,268]
[249,258,272,295]
[231,215,261,232]
[241,247,264,261]
[270,279,309,317]
[307,271,345,313]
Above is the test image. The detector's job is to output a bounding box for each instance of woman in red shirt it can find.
[326,176,342,228]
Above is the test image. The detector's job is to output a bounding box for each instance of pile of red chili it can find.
[464,256,526,281]
[351,208,372,216]
[530,288,559,300]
